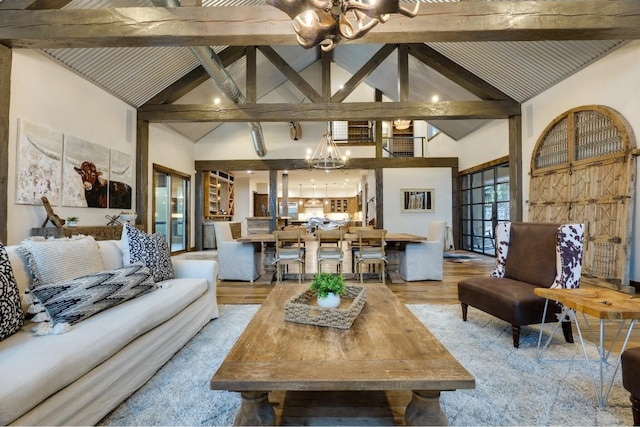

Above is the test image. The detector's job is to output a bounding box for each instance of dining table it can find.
[236,232,428,284]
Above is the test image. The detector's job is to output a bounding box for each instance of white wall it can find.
[7,50,135,244]
[522,40,640,280]
[148,124,197,245]
[427,41,640,281]
[382,168,452,234]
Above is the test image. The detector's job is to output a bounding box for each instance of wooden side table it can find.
[534,287,640,406]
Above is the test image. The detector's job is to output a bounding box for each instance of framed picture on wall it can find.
[401,188,434,213]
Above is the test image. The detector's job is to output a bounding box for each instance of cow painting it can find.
[74,161,132,209]
[74,161,108,208]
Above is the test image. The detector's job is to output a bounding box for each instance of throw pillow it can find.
[19,235,105,287]
[29,262,156,335]
[0,242,24,340]
[121,223,174,282]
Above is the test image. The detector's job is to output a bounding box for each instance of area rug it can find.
[99,304,633,426]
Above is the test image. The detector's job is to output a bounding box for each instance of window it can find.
[460,163,510,256]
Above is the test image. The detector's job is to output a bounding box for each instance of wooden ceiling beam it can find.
[1,2,639,48]
[138,100,521,122]
[195,156,458,172]
[407,43,513,101]
[257,45,322,103]
[331,44,396,103]
[144,46,246,105]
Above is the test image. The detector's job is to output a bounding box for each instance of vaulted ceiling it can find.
[1,0,637,142]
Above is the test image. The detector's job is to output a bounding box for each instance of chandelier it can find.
[394,119,411,130]
[267,0,419,52]
[306,124,350,169]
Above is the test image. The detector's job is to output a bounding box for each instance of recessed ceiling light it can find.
[213,97,221,105]
[431,95,439,103]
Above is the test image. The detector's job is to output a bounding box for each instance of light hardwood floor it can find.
[204,249,637,425]
[213,249,640,350]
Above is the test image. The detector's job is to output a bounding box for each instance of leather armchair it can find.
[399,220,446,281]
[213,222,261,282]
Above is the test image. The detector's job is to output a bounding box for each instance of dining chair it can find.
[273,229,306,283]
[348,226,374,273]
[316,229,345,274]
[353,229,387,284]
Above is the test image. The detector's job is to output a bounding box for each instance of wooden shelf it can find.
[204,170,234,217]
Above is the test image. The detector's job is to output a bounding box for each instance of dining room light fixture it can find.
[267,0,419,52]
[306,123,351,170]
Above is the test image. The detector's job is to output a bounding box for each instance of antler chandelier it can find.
[267,0,419,52]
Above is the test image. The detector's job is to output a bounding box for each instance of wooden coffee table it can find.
[210,283,474,425]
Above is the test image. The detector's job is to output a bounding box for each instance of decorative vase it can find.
[67,221,78,227]
[317,292,340,308]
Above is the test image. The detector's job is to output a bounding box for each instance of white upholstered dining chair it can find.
[213,221,261,282]
[399,220,446,281]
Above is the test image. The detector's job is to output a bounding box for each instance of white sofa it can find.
[399,220,447,281]
[0,239,218,426]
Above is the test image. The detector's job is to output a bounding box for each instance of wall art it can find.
[401,188,434,213]
[62,135,110,208]
[108,149,133,209]
[15,119,63,206]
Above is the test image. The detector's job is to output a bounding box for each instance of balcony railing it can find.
[382,136,426,157]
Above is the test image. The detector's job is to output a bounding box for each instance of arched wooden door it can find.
[529,105,637,293]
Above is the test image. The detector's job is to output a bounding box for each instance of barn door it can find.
[529,106,636,293]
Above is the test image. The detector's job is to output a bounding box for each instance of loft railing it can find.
[382,136,426,157]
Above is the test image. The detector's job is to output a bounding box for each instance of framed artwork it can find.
[401,188,434,213]
[15,119,63,206]
[62,135,110,208]
[108,149,133,209]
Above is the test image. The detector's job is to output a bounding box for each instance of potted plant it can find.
[66,216,79,227]
[309,272,346,308]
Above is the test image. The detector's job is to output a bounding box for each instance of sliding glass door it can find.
[153,165,190,254]
[460,163,510,256]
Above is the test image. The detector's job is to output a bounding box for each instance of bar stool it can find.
[273,229,306,283]
[316,229,345,274]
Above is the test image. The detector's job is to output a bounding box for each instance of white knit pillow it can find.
[19,235,105,287]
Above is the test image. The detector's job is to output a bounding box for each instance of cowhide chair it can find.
[458,222,585,348]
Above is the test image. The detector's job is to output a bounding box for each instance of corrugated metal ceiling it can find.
[37,0,627,141]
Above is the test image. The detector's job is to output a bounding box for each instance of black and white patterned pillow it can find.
[29,262,156,335]
[121,223,174,282]
[0,242,25,340]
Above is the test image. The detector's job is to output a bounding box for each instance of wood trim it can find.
[136,119,149,232]
[458,155,510,176]
[138,100,521,122]
[195,170,204,250]
[246,46,257,104]
[2,3,639,48]
[509,115,523,221]
[398,44,409,103]
[0,44,9,243]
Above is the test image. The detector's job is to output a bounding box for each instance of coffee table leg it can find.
[234,391,275,426]
[405,390,448,426]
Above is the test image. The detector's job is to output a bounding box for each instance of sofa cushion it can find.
[19,235,105,287]
[0,277,207,426]
[0,242,24,340]
[458,276,559,325]
[622,346,640,397]
[29,263,157,335]
[121,223,174,282]
[504,223,558,288]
